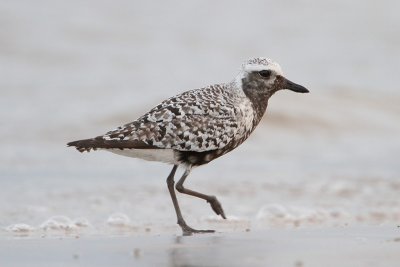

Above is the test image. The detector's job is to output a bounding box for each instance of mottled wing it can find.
[102,85,241,152]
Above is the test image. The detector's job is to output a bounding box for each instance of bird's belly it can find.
[105,148,177,164]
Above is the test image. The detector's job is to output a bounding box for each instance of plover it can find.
[68,57,309,235]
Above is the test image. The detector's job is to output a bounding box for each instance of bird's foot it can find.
[207,196,226,219]
[178,221,215,236]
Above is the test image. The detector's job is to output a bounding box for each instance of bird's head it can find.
[236,57,309,99]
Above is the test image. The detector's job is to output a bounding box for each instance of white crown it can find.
[242,57,283,76]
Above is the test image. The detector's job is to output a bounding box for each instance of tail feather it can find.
[67,136,157,152]
[67,138,98,152]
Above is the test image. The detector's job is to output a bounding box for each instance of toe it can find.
[208,197,226,219]
[180,223,215,235]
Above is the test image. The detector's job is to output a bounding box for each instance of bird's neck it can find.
[239,79,272,122]
[243,91,271,123]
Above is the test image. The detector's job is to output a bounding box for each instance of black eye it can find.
[258,70,272,78]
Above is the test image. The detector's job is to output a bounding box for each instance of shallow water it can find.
[0,0,399,237]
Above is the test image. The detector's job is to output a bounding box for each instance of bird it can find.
[67,57,309,235]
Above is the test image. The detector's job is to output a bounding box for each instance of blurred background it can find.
[0,0,399,236]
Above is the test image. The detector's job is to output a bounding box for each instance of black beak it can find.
[282,77,309,93]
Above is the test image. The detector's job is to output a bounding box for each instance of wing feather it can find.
[102,85,245,152]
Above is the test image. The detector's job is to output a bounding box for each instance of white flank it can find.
[106,148,177,164]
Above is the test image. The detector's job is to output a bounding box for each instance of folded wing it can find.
[68,85,242,153]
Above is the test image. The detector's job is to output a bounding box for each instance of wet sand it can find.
[1,1,400,266]
[1,226,399,267]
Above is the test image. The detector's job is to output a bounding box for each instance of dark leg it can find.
[175,166,226,219]
[166,165,214,235]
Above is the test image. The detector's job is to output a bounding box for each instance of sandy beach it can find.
[1,0,400,266]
